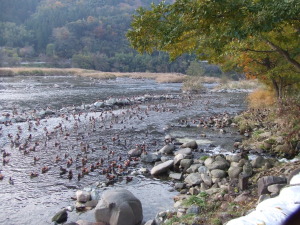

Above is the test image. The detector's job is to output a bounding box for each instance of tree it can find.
[127,0,300,97]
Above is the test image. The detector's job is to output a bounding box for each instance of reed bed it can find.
[0,67,187,83]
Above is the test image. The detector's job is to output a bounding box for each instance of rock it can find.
[174,154,185,166]
[95,189,143,225]
[76,220,106,225]
[85,200,98,209]
[189,187,199,195]
[201,173,212,187]
[76,202,87,211]
[180,159,193,170]
[242,162,253,178]
[159,144,175,155]
[267,184,286,195]
[174,148,192,156]
[169,173,183,181]
[226,154,242,163]
[274,143,290,154]
[205,188,222,195]
[186,205,200,214]
[251,156,266,168]
[164,134,173,143]
[187,164,202,173]
[234,192,249,203]
[76,190,91,203]
[181,140,198,149]
[198,166,209,175]
[141,153,160,163]
[93,101,104,108]
[257,194,270,204]
[139,168,149,175]
[174,183,185,190]
[184,173,202,186]
[151,160,174,176]
[144,220,155,225]
[210,169,227,179]
[128,148,142,157]
[228,166,243,179]
[207,160,230,171]
[204,157,214,167]
[257,176,287,196]
[288,168,300,183]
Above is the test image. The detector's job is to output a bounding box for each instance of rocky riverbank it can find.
[56,110,299,225]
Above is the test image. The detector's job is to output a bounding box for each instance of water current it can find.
[0,75,248,224]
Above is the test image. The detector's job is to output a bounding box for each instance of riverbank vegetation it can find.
[127,0,300,224]
[0,67,187,83]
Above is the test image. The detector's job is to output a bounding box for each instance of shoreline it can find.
[0,67,187,83]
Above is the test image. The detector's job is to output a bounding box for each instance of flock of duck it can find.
[0,98,195,187]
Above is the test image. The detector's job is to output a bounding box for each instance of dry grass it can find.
[182,76,205,92]
[215,79,263,90]
[0,67,187,83]
[247,89,276,109]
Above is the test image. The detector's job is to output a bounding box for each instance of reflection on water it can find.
[0,75,247,224]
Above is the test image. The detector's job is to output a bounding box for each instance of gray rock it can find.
[207,160,229,171]
[174,154,185,166]
[210,169,227,179]
[204,157,214,167]
[187,164,202,173]
[174,148,192,156]
[201,173,212,187]
[267,184,286,195]
[169,173,183,181]
[174,183,186,190]
[180,159,193,170]
[94,101,104,108]
[159,144,175,155]
[198,166,209,175]
[251,156,265,168]
[257,176,287,196]
[151,160,174,175]
[76,190,91,203]
[226,154,242,163]
[181,140,198,149]
[141,153,160,163]
[242,162,253,178]
[128,148,142,157]
[95,189,143,225]
[186,205,200,214]
[189,187,199,195]
[228,166,243,179]
[184,173,202,186]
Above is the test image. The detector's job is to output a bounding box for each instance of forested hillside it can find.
[0,0,223,74]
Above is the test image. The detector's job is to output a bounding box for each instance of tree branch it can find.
[242,48,276,53]
[265,40,300,72]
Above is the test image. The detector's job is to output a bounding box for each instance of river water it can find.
[0,75,248,224]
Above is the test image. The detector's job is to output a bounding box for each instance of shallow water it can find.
[0,75,248,224]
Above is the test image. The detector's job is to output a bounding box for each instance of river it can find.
[0,75,248,224]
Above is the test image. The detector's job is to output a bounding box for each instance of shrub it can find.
[248,89,275,109]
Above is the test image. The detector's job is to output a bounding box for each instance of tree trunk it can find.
[271,76,281,99]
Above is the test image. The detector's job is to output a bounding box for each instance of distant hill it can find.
[0,0,223,76]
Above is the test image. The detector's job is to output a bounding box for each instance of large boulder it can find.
[207,160,230,171]
[151,160,174,175]
[159,144,175,155]
[95,189,143,225]
[181,141,198,149]
[184,173,202,186]
[141,153,160,163]
[76,190,91,203]
[257,176,287,196]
